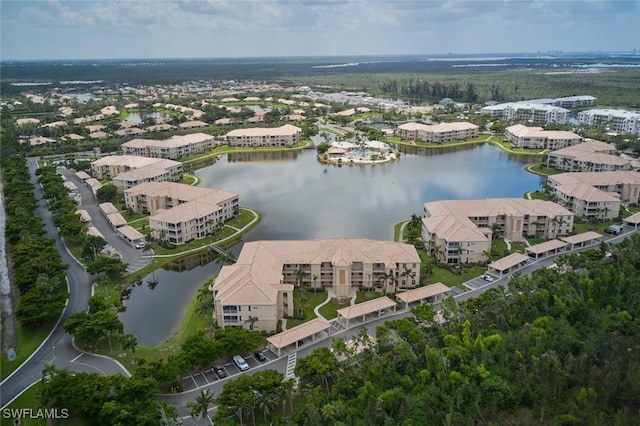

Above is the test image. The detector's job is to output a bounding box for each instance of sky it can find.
[1,0,639,61]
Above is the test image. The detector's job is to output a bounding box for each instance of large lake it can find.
[120,143,542,346]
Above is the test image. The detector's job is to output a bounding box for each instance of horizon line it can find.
[2,50,639,63]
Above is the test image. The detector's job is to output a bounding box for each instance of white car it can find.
[135,242,146,249]
[233,355,249,371]
[481,274,494,282]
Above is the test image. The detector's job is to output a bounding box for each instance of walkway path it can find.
[314,289,333,321]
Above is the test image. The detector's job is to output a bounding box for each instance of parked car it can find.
[605,225,622,235]
[481,274,494,282]
[254,351,267,362]
[135,241,146,249]
[213,364,227,378]
[233,355,249,371]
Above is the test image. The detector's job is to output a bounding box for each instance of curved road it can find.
[0,159,132,407]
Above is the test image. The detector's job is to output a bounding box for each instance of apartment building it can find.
[396,122,479,143]
[224,124,301,147]
[577,109,640,136]
[422,199,574,264]
[124,182,239,244]
[91,155,183,183]
[481,102,569,124]
[121,133,216,159]
[552,183,621,220]
[548,171,640,205]
[212,239,421,332]
[505,124,582,150]
[546,140,631,172]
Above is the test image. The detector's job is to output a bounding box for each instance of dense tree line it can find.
[380,79,483,103]
[284,236,640,425]
[2,155,69,327]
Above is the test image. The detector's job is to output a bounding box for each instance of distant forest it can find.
[2,55,640,107]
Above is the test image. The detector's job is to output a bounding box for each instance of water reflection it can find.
[122,143,542,345]
[227,150,301,163]
[126,111,171,123]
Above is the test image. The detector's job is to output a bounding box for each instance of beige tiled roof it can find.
[550,140,614,155]
[117,225,144,241]
[99,202,120,215]
[266,318,331,349]
[488,253,529,271]
[225,124,301,138]
[624,211,640,225]
[396,283,450,304]
[92,155,180,169]
[214,240,420,306]
[560,231,602,245]
[75,171,91,180]
[336,297,396,320]
[549,171,640,186]
[398,121,478,132]
[555,183,620,202]
[126,181,234,203]
[525,239,568,255]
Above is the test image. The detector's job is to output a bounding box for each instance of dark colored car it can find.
[254,351,267,362]
[213,365,227,378]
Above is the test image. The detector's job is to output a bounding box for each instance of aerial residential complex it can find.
[422,199,574,265]
[212,239,421,332]
[546,140,632,172]
[395,122,479,143]
[577,109,640,136]
[481,102,569,124]
[224,124,302,147]
[547,171,640,206]
[505,124,583,150]
[121,133,217,159]
[91,155,183,192]
[124,182,239,245]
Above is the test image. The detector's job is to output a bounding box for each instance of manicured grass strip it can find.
[1,324,54,381]
[318,299,351,320]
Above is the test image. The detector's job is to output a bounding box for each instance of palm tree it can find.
[294,267,308,289]
[101,329,115,353]
[312,274,319,293]
[186,389,215,422]
[482,250,492,266]
[408,213,422,233]
[121,333,137,354]
[245,316,259,331]
[377,271,394,292]
[431,244,445,265]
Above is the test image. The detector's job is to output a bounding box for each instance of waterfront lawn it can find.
[0,323,54,381]
[528,190,552,200]
[528,164,562,176]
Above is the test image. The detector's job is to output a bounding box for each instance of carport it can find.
[336,296,396,328]
[266,318,331,357]
[487,253,530,277]
[525,239,568,259]
[623,212,640,229]
[560,231,602,249]
[117,225,145,247]
[396,283,450,310]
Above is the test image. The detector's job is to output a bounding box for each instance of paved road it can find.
[0,160,134,407]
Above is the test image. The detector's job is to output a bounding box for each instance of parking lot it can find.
[180,350,278,392]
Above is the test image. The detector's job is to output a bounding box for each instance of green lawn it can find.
[355,290,384,304]
[1,323,54,381]
[492,238,509,257]
[318,299,351,320]
[527,190,552,201]
[428,265,486,290]
[527,164,562,176]
[2,381,48,426]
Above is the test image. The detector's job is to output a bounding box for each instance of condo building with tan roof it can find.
[505,124,582,150]
[552,183,621,220]
[547,171,640,205]
[121,133,216,159]
[124,181,239,245]
[92,155,183,192]
[212,239,421,332]
[546,140,631,172]
[422,199,574,264]
[224,124,302,147]
[396,122,479,143]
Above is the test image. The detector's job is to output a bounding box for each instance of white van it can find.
[233,355,249,371]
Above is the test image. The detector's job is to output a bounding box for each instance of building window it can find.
[223,306,238,314]
[223,315,238,323]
